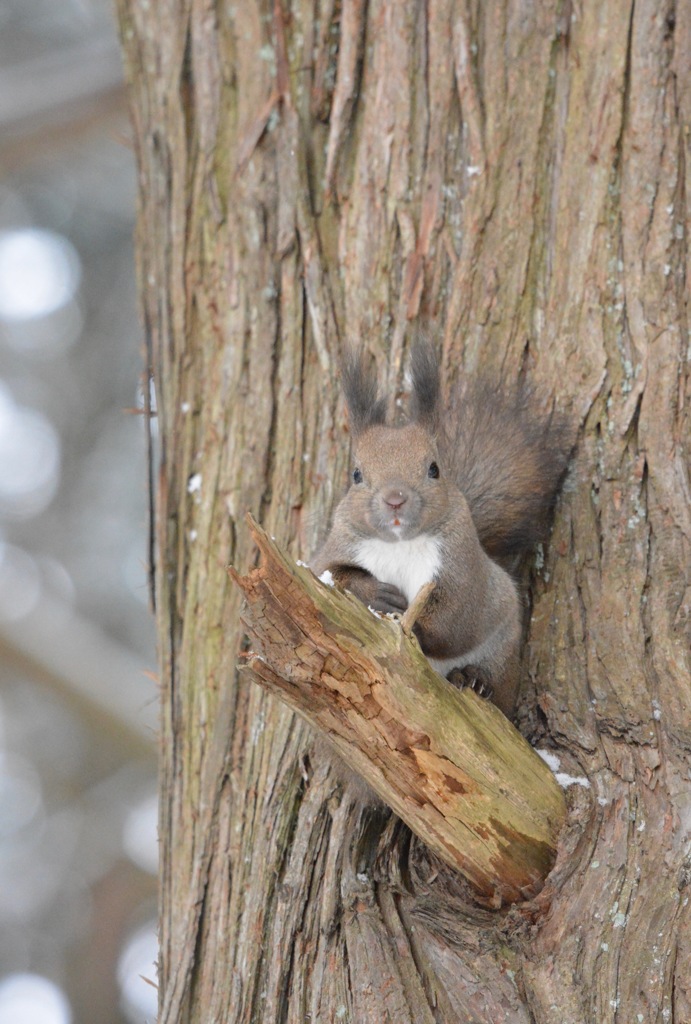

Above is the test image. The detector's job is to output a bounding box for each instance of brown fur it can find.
[312,345,571,717]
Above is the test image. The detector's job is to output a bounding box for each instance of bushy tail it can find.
[443,382,572,563]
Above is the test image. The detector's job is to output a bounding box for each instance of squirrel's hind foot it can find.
[446,666,494,701]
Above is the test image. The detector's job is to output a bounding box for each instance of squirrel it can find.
[312,343,571,717]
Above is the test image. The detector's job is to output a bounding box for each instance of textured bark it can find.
[116,0,691,1022]
[230,516,566,905]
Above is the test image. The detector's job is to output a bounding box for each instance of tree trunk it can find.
[116,1,691,1021]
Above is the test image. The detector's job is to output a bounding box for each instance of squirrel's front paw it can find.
[446,666,494,701]
[369,583,408,615]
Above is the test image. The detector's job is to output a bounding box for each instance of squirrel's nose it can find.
[383,490,407,510]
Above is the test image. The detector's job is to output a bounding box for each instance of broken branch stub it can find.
[228,515,567,906]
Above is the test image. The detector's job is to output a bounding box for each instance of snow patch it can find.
[319,569,334,586]
[536,749,590,789]
[536,749,561,772]
[555,771,590,790]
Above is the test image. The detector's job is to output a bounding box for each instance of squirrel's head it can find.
[339,344,460,540]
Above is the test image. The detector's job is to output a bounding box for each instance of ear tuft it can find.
[409,341,441,429]
[341,349,387,436]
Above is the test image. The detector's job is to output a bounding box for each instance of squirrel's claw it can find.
[445,667,494,702]
[471,678,494,700]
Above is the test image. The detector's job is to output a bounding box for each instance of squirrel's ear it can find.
[409,341,441,430]
[340,349,387,437]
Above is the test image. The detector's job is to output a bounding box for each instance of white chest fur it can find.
[353,534,442,603]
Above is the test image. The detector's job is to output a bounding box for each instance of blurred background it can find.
[0,1,158,1022]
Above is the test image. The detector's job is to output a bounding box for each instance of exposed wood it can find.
[115,0,691,1020]
[231,516,567,906]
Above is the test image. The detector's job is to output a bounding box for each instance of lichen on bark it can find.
[116,0,691,1020]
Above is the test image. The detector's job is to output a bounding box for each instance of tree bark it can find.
[116,1,691,1022]
[230,516,567,906]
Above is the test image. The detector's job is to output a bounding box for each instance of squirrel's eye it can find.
[353,468,363,484]
[428,461,440,479]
